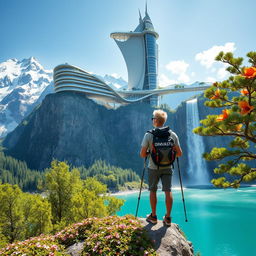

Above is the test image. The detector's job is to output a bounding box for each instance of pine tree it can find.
[194,51,256,188]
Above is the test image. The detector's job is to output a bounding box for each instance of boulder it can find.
[65,218,194,256]
[140,218,194,256]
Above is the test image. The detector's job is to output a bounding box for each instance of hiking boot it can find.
[146,213,157,224]
[163,215,172,226]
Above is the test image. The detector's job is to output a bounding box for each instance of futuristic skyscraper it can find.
[111,8,159,105]
[53,8,209,106]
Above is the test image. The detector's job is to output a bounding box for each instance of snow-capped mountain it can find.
[0,57,128,137]
[103,74,128,90]
[0,57,208,137]
[0,57,53,137]
[95,74,128,90]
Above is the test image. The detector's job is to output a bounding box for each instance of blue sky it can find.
[1,0,256,86]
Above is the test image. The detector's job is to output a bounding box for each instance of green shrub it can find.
[1,215,158,256]
[55,215,157,255]
[81,215,157,256]
[0,235,66,255]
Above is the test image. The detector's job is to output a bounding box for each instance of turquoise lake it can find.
[116,186,256,256]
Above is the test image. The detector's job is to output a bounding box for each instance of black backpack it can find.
[148,126,176,168]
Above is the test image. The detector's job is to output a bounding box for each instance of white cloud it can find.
[195,42,236,68]
[217,65,229,79]
[164,60,191,84]
[165,60,189,74]
[158,74,177,87]
[178,73,190,83]
[205,77,217,83]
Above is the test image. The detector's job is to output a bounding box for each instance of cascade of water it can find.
[186,98,209,185]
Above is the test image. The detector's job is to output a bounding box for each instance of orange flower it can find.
[235,124,243,131]
[211,88,221,99]
[241,67,256,79]
[240,88,249,95]
[216,109,230,122]
[238,101,254,115]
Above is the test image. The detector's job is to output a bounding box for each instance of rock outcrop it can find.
[65,219,194,256]
[140,219,193,256]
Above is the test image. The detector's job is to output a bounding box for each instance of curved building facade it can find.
[110,9,159,105]
[54,64,156,104]
[54,64,210,105]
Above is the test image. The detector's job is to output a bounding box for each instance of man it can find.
[140,109,182,226]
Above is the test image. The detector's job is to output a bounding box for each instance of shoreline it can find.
[109,185,256,196]
[110,189,144,196]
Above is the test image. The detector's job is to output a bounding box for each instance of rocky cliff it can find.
[3,91,228,184]
[3,92,155,172]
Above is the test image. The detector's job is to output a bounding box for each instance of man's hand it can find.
[174,145,183,157]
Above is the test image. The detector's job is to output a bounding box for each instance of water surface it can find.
[117,187,256,256]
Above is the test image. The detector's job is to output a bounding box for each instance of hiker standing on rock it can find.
[140,109,182,226]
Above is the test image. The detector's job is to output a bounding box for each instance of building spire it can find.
[145,1,148,16]
[138,9,142,23]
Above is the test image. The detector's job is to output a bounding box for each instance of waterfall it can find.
[186,98,209,185]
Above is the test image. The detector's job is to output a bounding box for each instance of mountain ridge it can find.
[0,57,210,137]
[0,57,129,137]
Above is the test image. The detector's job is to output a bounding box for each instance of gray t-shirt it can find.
[141,127,181,170]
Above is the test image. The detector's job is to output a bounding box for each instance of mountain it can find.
[3,92,154,172]
[3,90,232,185]
[102,74,128,90]
[0,58,128,137]
[0,57,53,137]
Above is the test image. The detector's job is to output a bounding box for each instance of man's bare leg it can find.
[165,191,173,217]
[150,191,157,216]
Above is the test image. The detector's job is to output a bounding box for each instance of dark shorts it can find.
[148,168,173,192]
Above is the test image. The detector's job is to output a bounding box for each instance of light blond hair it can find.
[153,109,167,126]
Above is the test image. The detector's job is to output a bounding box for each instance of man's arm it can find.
[174,145,183,157]
[140,146,148,158]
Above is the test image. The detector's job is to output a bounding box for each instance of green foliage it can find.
[44,160,124,229]
[22,193,52,237]
[0,235,66,255]
[0,161,125,245]
[120,181,148,191]
[0,216,158,255]
[156,103,175,113]
[194,51,256,188]
[0,184,25,243]
[44,160,83,224]
[0,184,53,245]
[55,215,157,256]
[0,152,43,191]
[78,160,140,191]
[70,177,124,222]
[0,150,140,194]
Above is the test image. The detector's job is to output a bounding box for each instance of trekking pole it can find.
[177,157,188,222]
[135,157,147,218]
